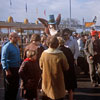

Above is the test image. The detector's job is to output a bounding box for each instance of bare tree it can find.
[60,18,80,29]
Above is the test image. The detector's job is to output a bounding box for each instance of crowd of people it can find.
[0,15,100,100]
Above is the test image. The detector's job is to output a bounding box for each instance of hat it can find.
[48,15,56,24]
[91,31,98,36]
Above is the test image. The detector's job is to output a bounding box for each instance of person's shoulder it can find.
[2,40,9,45]
[2,41,10,49]
[60,45,69,51]
[64,46,72,52]
[25,43,32,48]
[24,43,32,50]
[86,38,91,43]
[20,60,29,69]
[77,38,81,42]
[40,45,45,49]
[85,39,92,46]
[21,60,30,65]
[97,39,100,42]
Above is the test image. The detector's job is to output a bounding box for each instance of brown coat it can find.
[19,60,41,90]
[24,42,44,87]
[24,42,44,60]
[39,48,69,99]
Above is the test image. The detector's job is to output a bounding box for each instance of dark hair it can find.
[30,34,40,42]
[81,34,85,37]
[47,36,59,49]
[91,27,95,30]
[62,28,72,36]
[41,35,47,43]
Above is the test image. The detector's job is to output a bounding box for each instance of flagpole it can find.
[10,0,12,7]
[82,18,85,33]
[25,3,27,13]
[69,0,71,28]
[36,8,38,18]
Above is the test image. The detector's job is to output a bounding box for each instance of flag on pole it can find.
[85,16,97,27]
[10,0,12,6]
[85,22,95,27]
[93,16,97,23]
[44,10,46,16]
[25,3,27,13]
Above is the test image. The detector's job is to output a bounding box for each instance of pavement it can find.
[74,74,100,100]
[0,68,100,100]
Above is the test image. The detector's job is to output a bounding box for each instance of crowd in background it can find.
[0,27,100,100]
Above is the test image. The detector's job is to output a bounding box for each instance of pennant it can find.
[44,10,46,16]
[10,0,12,6]
[85,22,95,27]
[36,8,38,17]
[25,3,27,13]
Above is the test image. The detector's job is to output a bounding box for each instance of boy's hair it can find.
[46,36,59,49]
[26,50,36,58]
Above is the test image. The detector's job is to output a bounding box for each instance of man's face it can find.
[63,32,70,40]
[81,36,85,42]
[10,34,19,44]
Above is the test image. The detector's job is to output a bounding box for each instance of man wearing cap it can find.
[84,32,100,87]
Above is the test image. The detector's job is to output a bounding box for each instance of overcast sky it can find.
[0,0,100,25]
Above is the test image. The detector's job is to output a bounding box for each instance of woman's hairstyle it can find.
[41,35,47,43]
[30,34,40,42]
[46,36,59,48]
[26,50,37,58]
[57,37,65,46]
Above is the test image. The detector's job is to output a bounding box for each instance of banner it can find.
[85,16,97,27]
[85,22,95,27]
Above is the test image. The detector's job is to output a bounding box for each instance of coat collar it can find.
[44,47,62,54]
